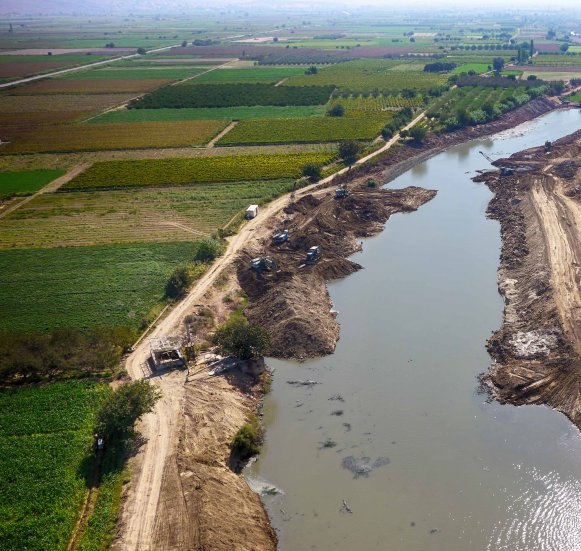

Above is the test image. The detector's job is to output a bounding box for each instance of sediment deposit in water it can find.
[475,128,581,426]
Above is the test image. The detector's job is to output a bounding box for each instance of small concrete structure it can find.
[245,204,259,219]
[150,336,185,370]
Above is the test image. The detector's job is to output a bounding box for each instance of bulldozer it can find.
[335,184,348,199]
[306,246,321,264]
[272,229,289,245]
[250,257,277,272]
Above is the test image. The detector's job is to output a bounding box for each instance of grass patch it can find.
[0,242,206,332]
[0,382,109,551]
[218,115,391,145]
[0,180,298,249]
[89,105,326,123]
[453,63,490,74]
[0,169,65,198]
[64,152,333,190]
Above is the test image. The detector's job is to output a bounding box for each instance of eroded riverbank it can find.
[476,128,581,427]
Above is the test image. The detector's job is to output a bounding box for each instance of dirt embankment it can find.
[151,372,276,551]
[474,128,581,426]
[238,183,436,358]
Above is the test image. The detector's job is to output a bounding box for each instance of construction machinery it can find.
[272,229,289,244]
[250,257,277,272]
[306,246,321,264]
[479,150,514,176]
[335,184,349,199]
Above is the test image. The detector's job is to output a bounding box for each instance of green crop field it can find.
[569,93,581,101]
[284,59,447,92]
[89,105,326,123]
[64,152,333,190]
[0,382,109,551]
[129,83,335,108]
[186,66,306,84]
[330,95,423,113]
[0,169,65,197]
[218,115,391,145]
[0,180,297,249]
[60,67,205,80]
[0,242,205,332]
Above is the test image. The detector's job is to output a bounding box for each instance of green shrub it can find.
[231,416,262,460]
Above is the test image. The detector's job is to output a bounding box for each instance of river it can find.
[248,109,581,551]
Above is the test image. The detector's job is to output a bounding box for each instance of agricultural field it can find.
[64,152,333,190]
[0,93,135,113]
[0,382,109,551]
[91,105,326,123]
[522,70,581,81]
[0,179,297,249]
[452,63,491,74]
[60,66,206,80]
[187,66,307,84]
[426,83,546,131]
[0,120,228,154]
[129,83,335,108]
[329,94,423,113]
[0,58,104,82]
[0,169,65,198]
[569,93,581,101]
[5,79,170,95]
[0,242,205,332]
[284,59,448,92]
[217,115,391,145]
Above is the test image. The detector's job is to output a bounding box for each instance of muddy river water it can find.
[247,110,581,550]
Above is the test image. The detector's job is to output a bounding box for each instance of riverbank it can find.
[474,128,581,428]
[115,96,568,551]
[239,96,562,361]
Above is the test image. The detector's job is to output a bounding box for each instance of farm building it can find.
[150,336,185,370]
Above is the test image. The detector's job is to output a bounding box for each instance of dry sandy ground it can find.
[476,129,581,426]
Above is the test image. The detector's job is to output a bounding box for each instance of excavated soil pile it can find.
[155,373,277,551]
[474,128,581,427]
[238,184,436,359]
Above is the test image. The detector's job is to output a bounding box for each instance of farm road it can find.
[0,163,90,220]
[117,111,425,550]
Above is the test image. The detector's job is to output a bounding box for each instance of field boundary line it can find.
[0,163,91,220]
[207,121,238,148]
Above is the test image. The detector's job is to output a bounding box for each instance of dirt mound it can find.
[553,160,580,179]
[238,185,436,358]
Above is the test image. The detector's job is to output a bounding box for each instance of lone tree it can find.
[302,163,322,182]
[212,318,270,360]
[338,140,361,165]
[165,266,192,299]
[492,57,504,72]
[409,125,427,144]
[97,381,160,444]
[136,47,146,55]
